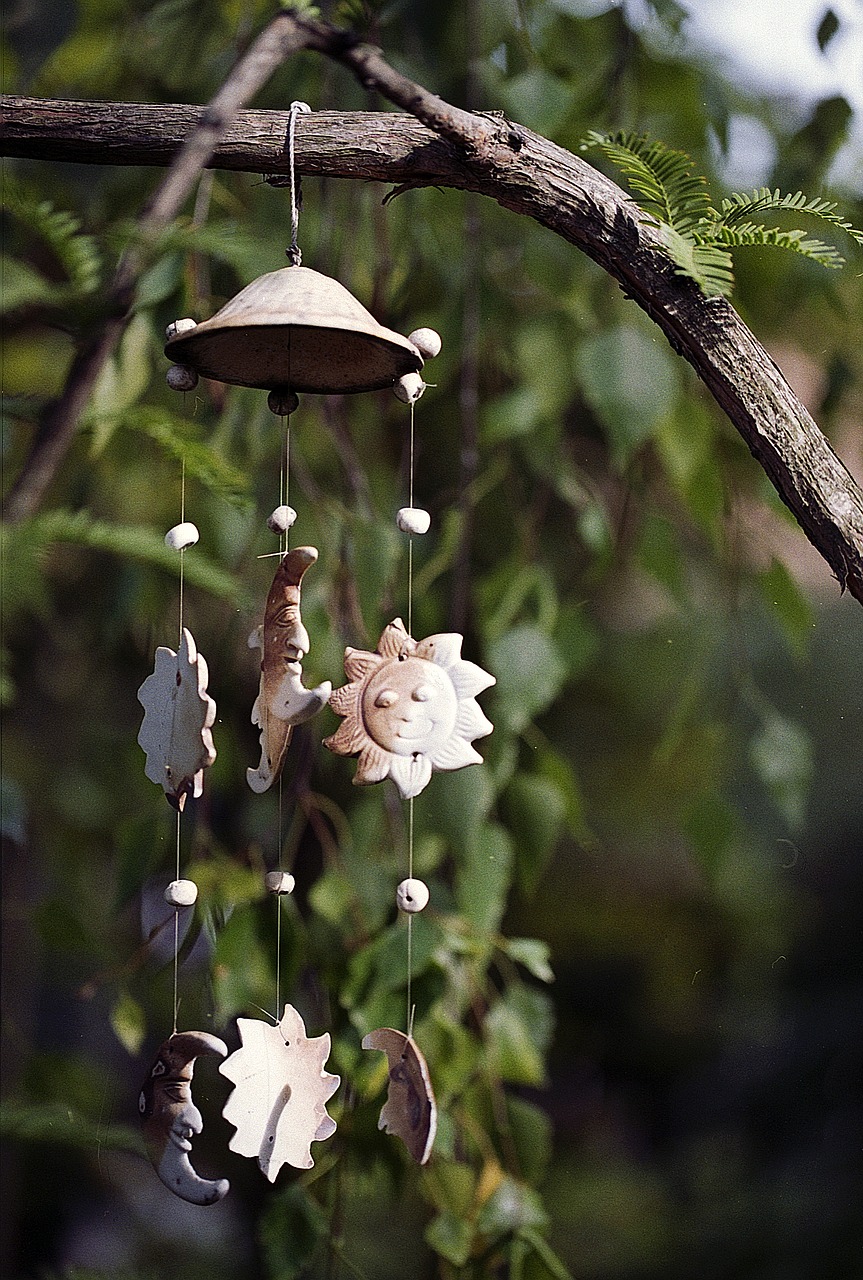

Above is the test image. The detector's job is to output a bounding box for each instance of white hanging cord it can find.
[287,102,311,266]
[172,457,187,1036]
[405,402,417,1036]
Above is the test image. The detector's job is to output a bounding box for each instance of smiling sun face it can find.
[323,619,495,799]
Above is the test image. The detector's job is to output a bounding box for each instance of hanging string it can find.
[172,456,187,1036]
[286,102,311,267]
[405,401,417,1036]
[273,407,293,1021]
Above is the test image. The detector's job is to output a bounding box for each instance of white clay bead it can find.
[165,318,198,340]
[165,522,200,551]
[394,373,426,405]
[267,505,298,534]
[166,363,199,392]
[396,877,430,914]
[165,879,198,907]
[397,507,431,536]
[265,871,296,896]
[268,388,300,417]
[408,327,442,360]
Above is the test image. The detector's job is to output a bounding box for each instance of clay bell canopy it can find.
[164,266,424,395]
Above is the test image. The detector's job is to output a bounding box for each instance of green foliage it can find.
[1,176,103,311]
[583,131,863,296]
[3,2,862,1278]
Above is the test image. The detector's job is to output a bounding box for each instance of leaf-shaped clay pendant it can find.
[138,1030,229,1205]
[362,1027,437,1164]
[323,618,495,799]
[137,628,217,810]
[220,1003,340,1179]
[247,547,332,793]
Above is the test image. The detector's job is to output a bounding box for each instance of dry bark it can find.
[2,14,862,603]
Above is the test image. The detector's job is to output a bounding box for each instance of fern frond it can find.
[13,509,240,600]
[716,188,863,249]
[706,222,846,269]
[1,177,103,305]
[582,131,712,234]
[655,225,735,297]
[89,407,253,511]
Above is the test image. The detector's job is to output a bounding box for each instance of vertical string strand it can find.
[273,410,292,1020]
[405,401,417,1036]
[407,399,415,638]
[172,456,186,1036]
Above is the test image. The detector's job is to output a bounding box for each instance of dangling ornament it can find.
[362,1027,437,1165]
[137,625,217,810]
[323,618,496,800]
[138,1030,229,1205]
[220,1003,340,1178]
[247,546,331,793]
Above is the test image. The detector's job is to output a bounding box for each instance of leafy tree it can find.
[2,2,863,1279]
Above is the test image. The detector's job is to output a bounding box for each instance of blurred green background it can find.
[2,1,862,1277]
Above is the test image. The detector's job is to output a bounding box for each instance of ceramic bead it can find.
[394,373,426,404]
[268,388,300,417]
[408,327,442,360]
[396,877,430,914]
[166,363,199,392]
[165,318,198,340]
[267,505,298,534]
[396,507,431,536]
[165,522,200,551]
[165,878,198,907]
[265,871,296,896]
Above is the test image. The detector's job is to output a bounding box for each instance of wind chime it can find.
[135,103,495,1202]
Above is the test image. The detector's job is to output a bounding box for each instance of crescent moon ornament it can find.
[138,1031,230,1205]
[247,547,332,793]
[362,1028,437,1164]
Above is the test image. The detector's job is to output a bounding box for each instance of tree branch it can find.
[2,15,862,605]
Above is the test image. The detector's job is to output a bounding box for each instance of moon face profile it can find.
[138,1030,230,1206]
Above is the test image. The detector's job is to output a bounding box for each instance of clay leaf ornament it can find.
[138,1030,230,1205]
[323,618,495,799]
[137,628,217,810]
[220,1003,340,1179]
[362,1028,437,1165]
[247,546,332,793]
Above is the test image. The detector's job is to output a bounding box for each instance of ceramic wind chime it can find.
[134,102,495,1200]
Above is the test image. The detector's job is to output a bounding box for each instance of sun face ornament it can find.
[323,619,495,799]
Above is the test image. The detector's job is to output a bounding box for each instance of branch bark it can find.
[2,14,862,605]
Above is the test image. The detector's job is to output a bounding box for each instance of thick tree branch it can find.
[2,17,862,604]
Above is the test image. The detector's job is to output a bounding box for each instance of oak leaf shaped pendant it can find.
[323,619,495,799]
[247,547,331,793]
[362,1027,437,1164]
[220,1004,340,1179]
[138,1030,229,1205]
[137,628,217,810]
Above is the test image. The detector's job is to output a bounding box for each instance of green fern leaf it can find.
[582,131,712,234]
[708,222,846,269]
[41,509,240,598]
[89,407,252,511]
[655,225,735,298]
[1,177,103,307]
